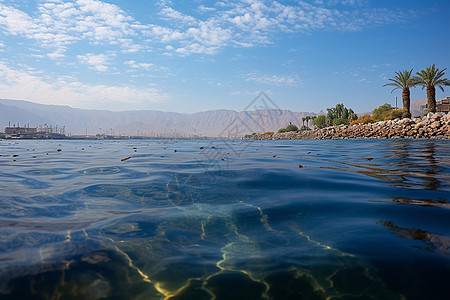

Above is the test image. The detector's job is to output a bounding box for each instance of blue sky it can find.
[0,0,448,113]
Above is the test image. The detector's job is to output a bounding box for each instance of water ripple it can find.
[0,139,449,299]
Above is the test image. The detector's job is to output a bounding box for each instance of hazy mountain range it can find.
[0,99,316,137]
[0,98,427,137]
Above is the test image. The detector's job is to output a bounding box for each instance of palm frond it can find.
[384,69,414,90]
[415,64,448,87]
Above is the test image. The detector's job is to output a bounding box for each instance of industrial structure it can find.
[1,123,67,139]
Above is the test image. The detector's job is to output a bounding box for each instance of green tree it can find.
[372,103,404,121]
[313,115,328,129]
[326,103,357,126]
[383,69,415,118]
[414,64,450,113]
[372,103,393,120]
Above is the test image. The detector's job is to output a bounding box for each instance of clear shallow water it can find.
[0,139,449,300]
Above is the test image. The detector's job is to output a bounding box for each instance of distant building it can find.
[5,126,37,135]
[420,97,450,115]
[437,97,450,113]
[2,123,67,139]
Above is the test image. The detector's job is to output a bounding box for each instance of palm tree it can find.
[383,69,415,118]
[414,64,450,114]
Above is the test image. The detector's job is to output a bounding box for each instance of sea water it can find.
[0,139,449,300]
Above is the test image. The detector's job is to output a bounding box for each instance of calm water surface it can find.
[0,139,449,300]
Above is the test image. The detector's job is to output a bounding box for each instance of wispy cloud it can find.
[244,72,300,86]
[0,1,413,57]
[77,52,114,71]
[143,0,411,55]
[0,62,167,109]
[159,7,197,24]
[124,60,154,70]
[0,0,142,58]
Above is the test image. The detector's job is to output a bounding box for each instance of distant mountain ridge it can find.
[0,98,430,137]
[0,99,316,137]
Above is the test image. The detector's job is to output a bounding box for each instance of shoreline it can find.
[250,112,450,140]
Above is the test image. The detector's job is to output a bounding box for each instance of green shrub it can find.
[332,118,349,126]
[372,103,405,121]
[313,115,328,129]
[350,115,375,125]
[285,124,298,131]
[277,124,298,133]
[384,109,405,120]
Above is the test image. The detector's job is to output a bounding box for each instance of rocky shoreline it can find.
[251,112,450,140]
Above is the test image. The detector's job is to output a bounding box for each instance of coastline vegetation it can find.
[277,124,299,133]
[351,104,404,125]
[413,64,450,114]
[275,64,449,134]
[312,103,357,129]
[383,69,415,118]
[383,64,449,115]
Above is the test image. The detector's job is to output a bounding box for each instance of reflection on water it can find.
[379,221,450,256]
[392,196,449,208]
[423,142,441,190]
[0,139,449,299]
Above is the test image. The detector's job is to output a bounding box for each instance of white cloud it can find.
[159,7,196,24]
[77,53,113,71]
[47,47,67,59]
[0,0,142,57]
[0,62,167,109]
[244,72,300,86]
[325,0,369,6]
[124,60,154,70]
[141,1,409,56]
[0,1,410,58]
[199,5,216,13]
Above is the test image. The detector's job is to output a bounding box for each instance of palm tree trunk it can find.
[426,85,436,113]
[402,88,411,118]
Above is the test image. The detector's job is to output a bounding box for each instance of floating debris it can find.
[57,149,62,152]
[121,157,131,161]
[273,155,277,158]
[307,152,312,154]
[174,150,177,152]
[11,155,19,157]
[200,147,204,150]
[366,158,374,161]
[299,165,304,168]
